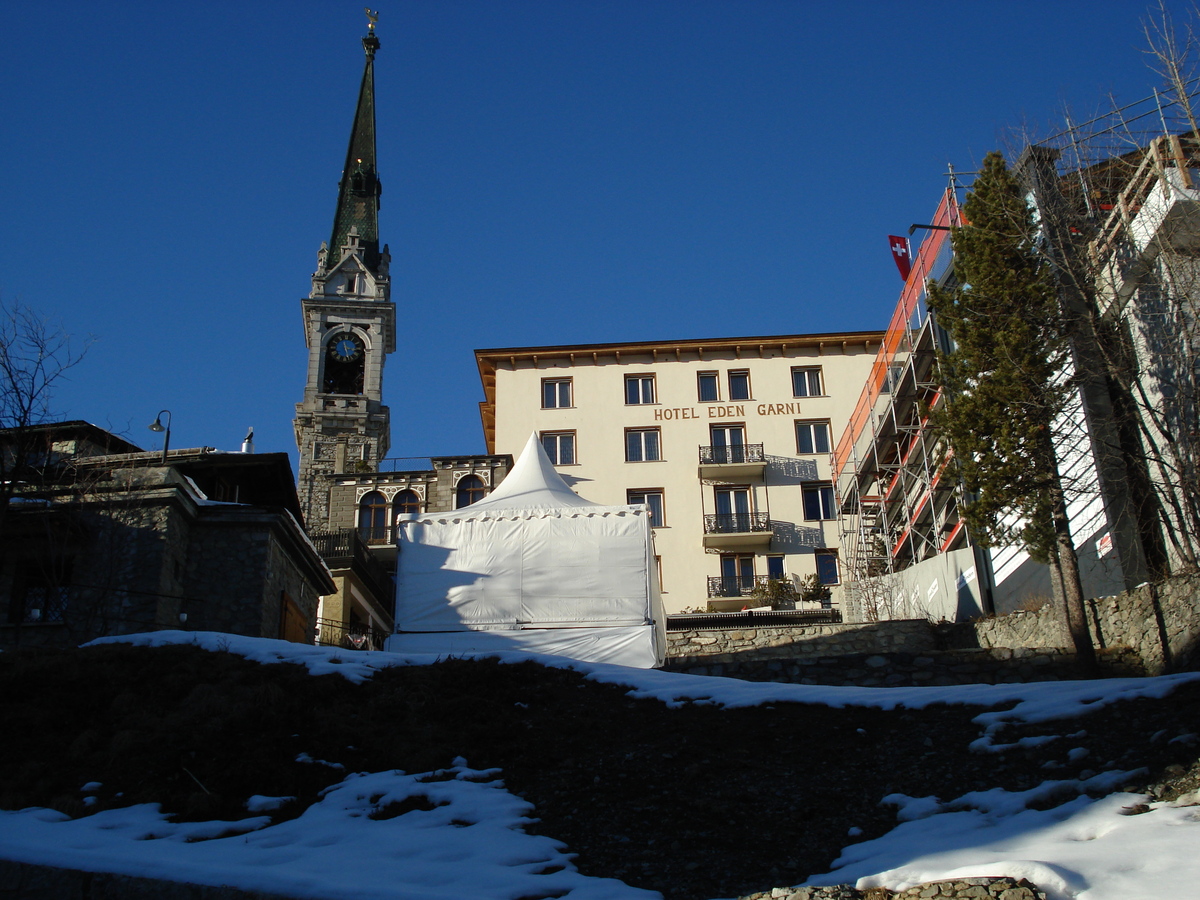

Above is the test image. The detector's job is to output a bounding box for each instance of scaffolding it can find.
[833,188,966,602]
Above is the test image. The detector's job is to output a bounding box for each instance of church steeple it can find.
[295,11,397,530]
[329,23,382,271]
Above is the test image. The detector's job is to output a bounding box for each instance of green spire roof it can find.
[329,31,381,271]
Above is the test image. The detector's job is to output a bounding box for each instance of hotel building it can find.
[475,332,882,614]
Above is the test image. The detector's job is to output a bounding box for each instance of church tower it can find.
[294,20,396,527]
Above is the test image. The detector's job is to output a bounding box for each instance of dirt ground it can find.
[1,643,1198,900]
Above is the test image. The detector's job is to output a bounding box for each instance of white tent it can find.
[384,434,666,667]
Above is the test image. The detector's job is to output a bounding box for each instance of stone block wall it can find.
[667,620,937,667]
[962,574,1200,675]
[664,645,1143,687]
[664,574,1200,684]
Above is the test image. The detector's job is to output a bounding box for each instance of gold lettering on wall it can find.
[653,407,700,421]
[706,405,745,418]
[648,400,803,424]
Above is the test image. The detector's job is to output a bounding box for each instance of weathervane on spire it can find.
[362,8,380,57]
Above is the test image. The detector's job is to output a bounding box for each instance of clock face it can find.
[328,332,365,362]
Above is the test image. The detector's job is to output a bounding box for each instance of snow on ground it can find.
[0,630,1196,900]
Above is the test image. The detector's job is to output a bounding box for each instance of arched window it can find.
[323,331,366,395]
[456,475,487,509]
[358,491,388,544]
[393,489,420,517]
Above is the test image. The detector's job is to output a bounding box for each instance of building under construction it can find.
[834,91,1200,621]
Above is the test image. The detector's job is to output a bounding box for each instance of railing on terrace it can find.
[358,525,392,546]
[315,616,387,651]
[1088,134,1200,266]
[702,512,770,535]
[667,608,842,631]
[707,574,771,597]
[376,457,434,473]
[309,528,395,604]
[698,444,765,465]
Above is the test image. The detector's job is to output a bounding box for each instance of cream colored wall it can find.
[490,343,876,614]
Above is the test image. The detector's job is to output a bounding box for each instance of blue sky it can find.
[1,1,1187,466]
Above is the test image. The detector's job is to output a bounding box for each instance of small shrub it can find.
[797,574,832,606]
[1018,594,1052,613]
[749,578,798,610]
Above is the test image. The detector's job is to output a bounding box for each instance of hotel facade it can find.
[476,332,882,614]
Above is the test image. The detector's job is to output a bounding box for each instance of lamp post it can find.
[148,410,172,465]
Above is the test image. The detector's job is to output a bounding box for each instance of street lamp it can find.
[148,410,172,465]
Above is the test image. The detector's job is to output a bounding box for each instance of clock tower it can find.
[294,21,396,528]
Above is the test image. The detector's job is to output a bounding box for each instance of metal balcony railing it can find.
[358,525,392,546]
[309,528,395,606]
[668,608,842,630]
[707,574,771,597]
[703,512,770,535]
[698,444,765,465]
[315,616,387,651]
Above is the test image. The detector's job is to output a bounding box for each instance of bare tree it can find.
[0,299,90,526]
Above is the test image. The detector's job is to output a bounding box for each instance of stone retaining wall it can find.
[667,574,1200,680]
[951,573,1200,675]
[664,645,1143,686]
[667,620,937,665]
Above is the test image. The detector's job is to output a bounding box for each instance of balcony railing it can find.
[698,444,765,465]
[703,512,770,535]
[315,616,387,651]
[668,608,842,630]
[309,528,395,606]
[707,574,771,597]
[358,525,392,546]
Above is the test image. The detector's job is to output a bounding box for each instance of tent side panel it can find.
[395,519,526,630]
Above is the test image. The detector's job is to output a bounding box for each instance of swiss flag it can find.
[888,235,912,282]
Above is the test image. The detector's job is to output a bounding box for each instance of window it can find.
[358,491,389,543]
[816,550,840,586]
[802,484,836,520]
[456,474,487,508]
[709,424,746,464]
[627,489,665,527]
[625,374,656,405]
[795,420,831,455]
[697,371,719,402]
[8,560,70,625]
[323,331,366,395]
[542,378,572,409]
[767,555,785,581]
[541,431,576,465]
[394,489,420,516]
[728,370,751,401]
[792,366,823,397]
[625,428,661,462]
[718,554,756,596]
[714,486,752,532]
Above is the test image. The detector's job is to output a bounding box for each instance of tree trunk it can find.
[1050,483,1098,675]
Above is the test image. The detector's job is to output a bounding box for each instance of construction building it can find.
[835,108,1200,620]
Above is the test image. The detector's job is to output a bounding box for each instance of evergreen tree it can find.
[928,151,1096,671]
